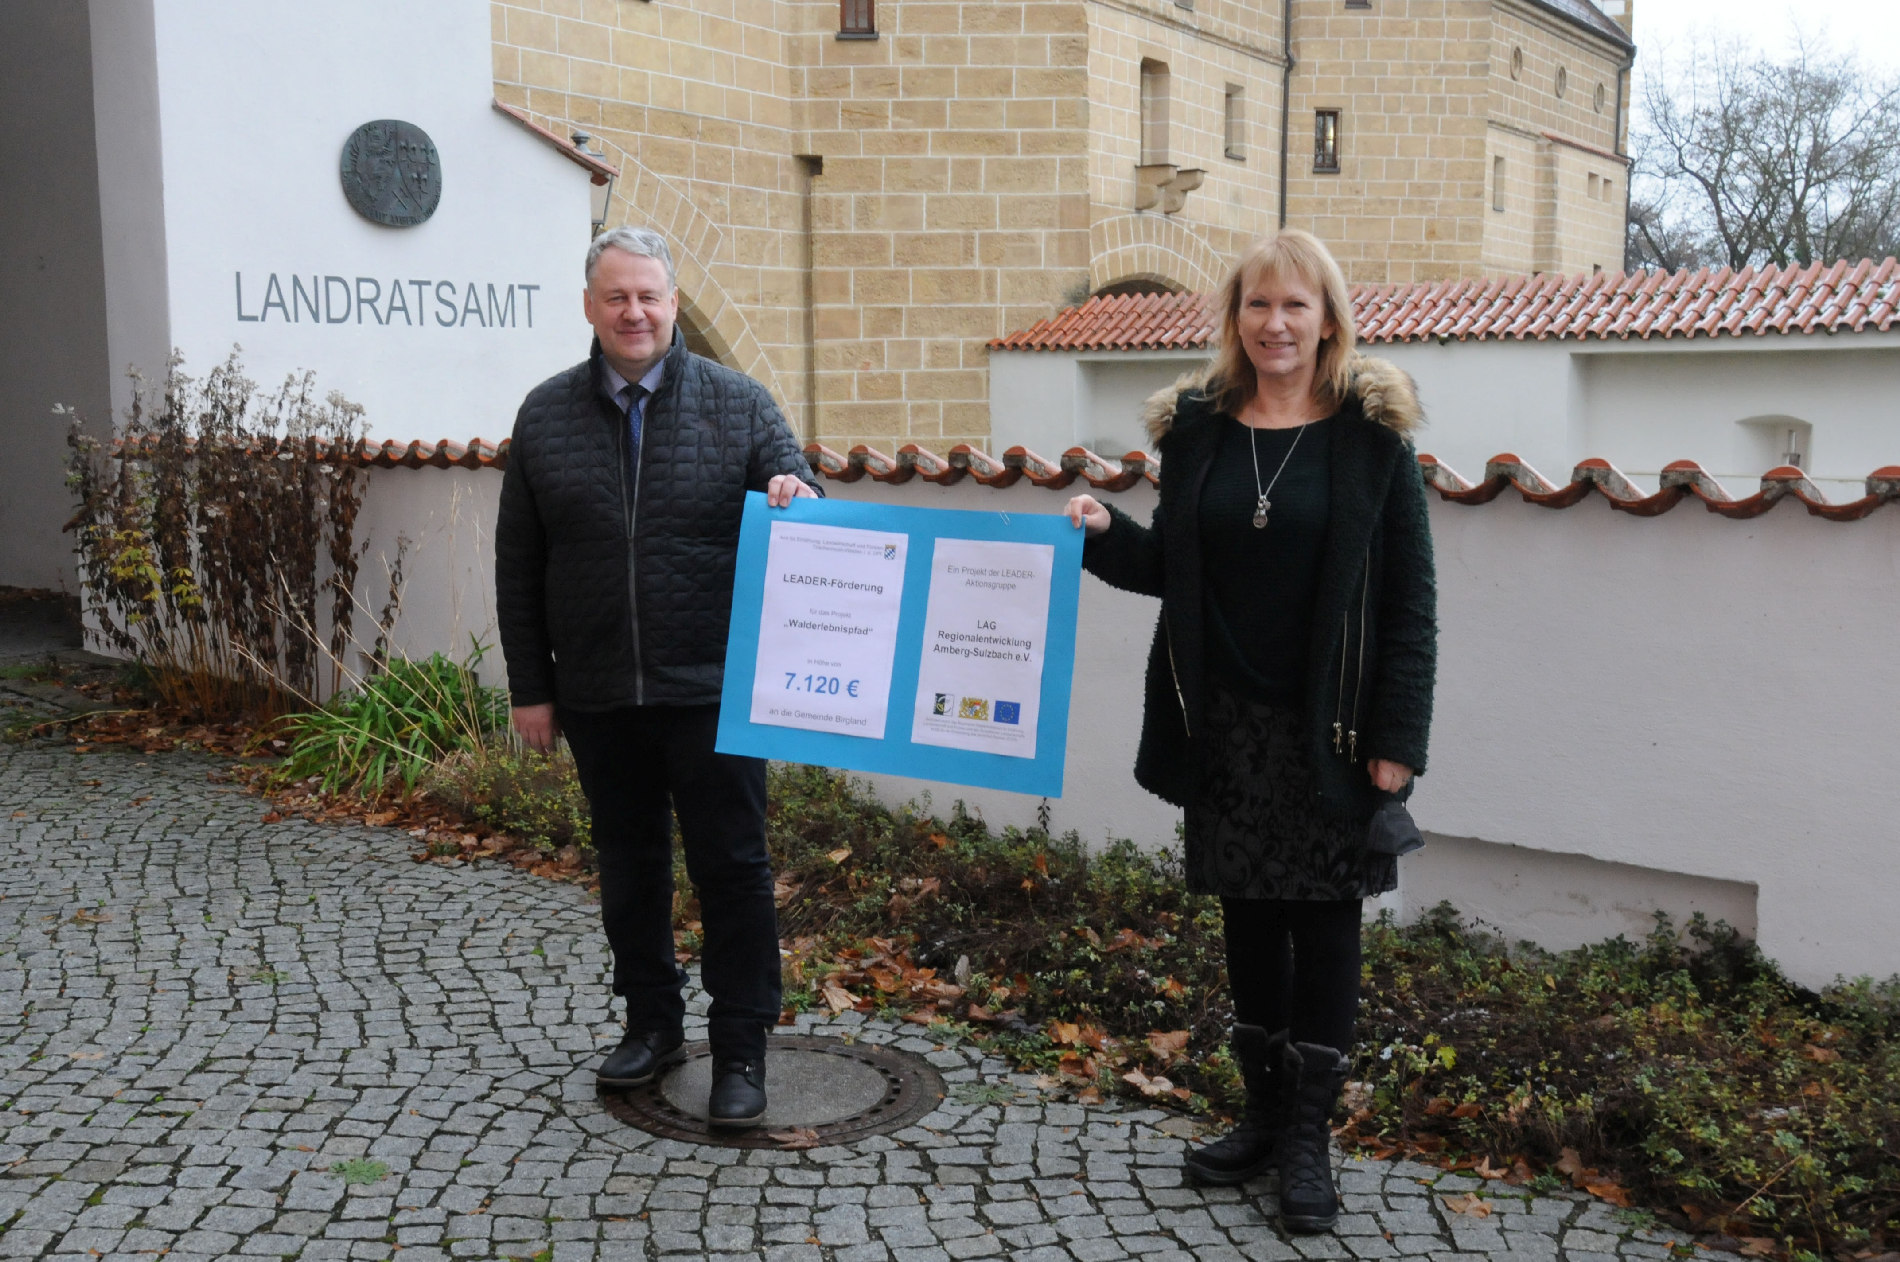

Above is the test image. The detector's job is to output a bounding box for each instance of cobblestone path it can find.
[0,741,1729,1262]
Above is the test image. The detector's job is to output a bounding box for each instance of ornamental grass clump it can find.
[274,647,508,798]
[63,350,368,718]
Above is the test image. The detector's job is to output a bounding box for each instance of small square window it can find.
[1313,110,1340,173]
[839,0,876,39]
[1223,85,1245,161]
[1588,173,1600,199]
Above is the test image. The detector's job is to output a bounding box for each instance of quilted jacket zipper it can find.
[1332,547,1370,762]
[615,391,647,705]
[1165,617,1192,739]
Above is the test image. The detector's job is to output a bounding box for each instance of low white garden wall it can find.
[363,460,1900,989]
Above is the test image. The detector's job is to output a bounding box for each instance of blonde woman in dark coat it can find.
[1066,230,1437,1234]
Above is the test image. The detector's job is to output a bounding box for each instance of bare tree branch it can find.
[1628,39,1900,271]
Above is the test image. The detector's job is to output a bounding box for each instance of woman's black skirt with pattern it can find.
[1183,686,1398,901]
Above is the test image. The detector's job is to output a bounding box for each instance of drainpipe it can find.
[1278,0,1294,227]
[1614,55,1632,269]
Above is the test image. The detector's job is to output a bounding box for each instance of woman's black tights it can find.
[1220,897,1362,1053]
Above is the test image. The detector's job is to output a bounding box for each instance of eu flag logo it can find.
[994,701,1020,725]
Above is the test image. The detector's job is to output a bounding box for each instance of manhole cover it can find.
[598,1034,946,1148]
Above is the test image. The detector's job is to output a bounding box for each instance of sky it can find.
[1630,0,1900,88]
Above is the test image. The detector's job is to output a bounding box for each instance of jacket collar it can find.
[588,328,689,402]
[1141,352,1424,448]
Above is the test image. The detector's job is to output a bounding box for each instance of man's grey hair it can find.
[585,226,676,288]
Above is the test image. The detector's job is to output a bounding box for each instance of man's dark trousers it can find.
[558,703,780,1061]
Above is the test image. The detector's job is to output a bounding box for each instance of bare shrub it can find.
[63,349,369,718]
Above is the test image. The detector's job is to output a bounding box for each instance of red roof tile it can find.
[989,258,1900,351]
[113,435,509,470]
[804,443,1900,520]
[114,436,1895,519]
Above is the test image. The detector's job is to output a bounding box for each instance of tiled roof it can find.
[118,436,1896,519]
[989,258,1900,351]
[805,442,1900,520]
[1524,0,1633,49]
[113,436,507,470]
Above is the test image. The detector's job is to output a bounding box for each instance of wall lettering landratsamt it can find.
[234,273,541,328]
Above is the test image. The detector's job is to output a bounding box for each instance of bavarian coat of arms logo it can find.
[339,120,442,227]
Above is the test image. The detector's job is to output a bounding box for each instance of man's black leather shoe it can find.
[597,1029,685,1088]
[707,1060,767,1128]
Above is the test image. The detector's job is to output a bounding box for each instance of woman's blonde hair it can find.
[1204,229,1357,417]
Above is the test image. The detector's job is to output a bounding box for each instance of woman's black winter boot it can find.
[1184,1026,1288,1186]
[1274,1040,1351,1234]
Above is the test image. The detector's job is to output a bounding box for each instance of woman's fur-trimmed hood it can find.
[1140,353,1424,447]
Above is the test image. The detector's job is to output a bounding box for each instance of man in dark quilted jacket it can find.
[495,226,819,1128]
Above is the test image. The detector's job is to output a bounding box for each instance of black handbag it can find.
[1365,800,1426,856]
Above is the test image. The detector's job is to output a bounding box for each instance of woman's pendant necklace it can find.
[1247,419,1307,529]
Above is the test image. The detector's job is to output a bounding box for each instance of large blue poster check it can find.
[715,492,1083,797]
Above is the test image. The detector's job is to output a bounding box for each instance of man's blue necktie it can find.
[623,383,649,460]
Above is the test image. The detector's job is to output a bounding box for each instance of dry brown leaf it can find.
[1145,1030,1190,1061]
[820,983,856,1015]
[1738,1239,1777,1257]
[1556,1147,1586,1179]
[926,832,950,849]
[1583,1181,1631,1207]
[1056,1053,1095,1080]
[1452,1101,1484,1119]
[1472,1155,1508,1180]
[768,1127,821,1151]
[1049,1021,1082,1046]
[1442,1193,1493,1218]
[825,847,851,864]
[1076,1085,1104,1104]
[1121,1068,1177,1098]
[1802,1043,1842,1063]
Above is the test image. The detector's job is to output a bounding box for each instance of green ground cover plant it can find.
[273,649,507,797]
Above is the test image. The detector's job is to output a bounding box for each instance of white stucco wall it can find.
[348,466,503,688]
[1424,489,1899,987]
[88,0,171,429]
[145,0,597,443]
[990,333,1900,503]
[0,2,113,591]
[287,457,1900,988]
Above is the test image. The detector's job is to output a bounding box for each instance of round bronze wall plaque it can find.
[339,120,441,227]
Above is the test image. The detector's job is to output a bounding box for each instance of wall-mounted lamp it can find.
[571,131,617,236]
